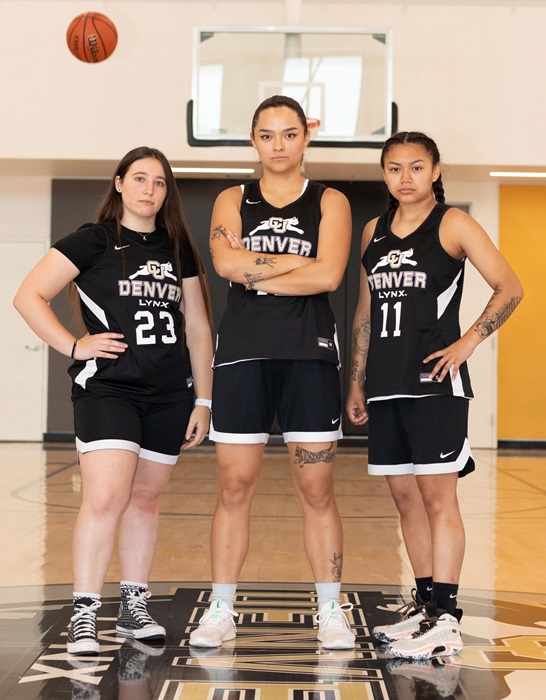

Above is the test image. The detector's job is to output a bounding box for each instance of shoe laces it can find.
[199,600,239,628]
[126,589,156,626]
[395,588,424,618]
[314,602,353,629]
[411,611,442,638]
[71,599,101,637]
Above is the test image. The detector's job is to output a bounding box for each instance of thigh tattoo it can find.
[294,442,336,468]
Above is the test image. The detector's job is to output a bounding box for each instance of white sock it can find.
[211,583,237,609]
[315,583,341,609]
[73,591,101,601]
[120,580,147,590]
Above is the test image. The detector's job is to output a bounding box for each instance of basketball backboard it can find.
[188,26,394,149]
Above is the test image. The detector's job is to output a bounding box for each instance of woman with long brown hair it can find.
[14,146,213,655]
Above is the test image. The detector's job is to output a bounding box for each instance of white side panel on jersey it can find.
[437,269,462,318]
[75,283,109,329]
[75,359,98,389]
[451,366,465,397]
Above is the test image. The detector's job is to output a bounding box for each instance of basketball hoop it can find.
[306,117,321,131]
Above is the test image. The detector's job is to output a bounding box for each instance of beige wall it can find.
[1,0,543,444]
[1,1,545,172]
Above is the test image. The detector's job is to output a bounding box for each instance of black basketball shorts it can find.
[367,396,475,478]
[73,391,194,465]
[210,359,342,444]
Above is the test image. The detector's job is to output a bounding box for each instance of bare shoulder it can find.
[322,186,350,210]
[442,206,490,235]
[215,184,244,207]
[441,206,492,258]
[361,217,380,253]
[443,206,477,226]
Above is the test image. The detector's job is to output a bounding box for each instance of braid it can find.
[387,191,399,211]
[432,175,445,203]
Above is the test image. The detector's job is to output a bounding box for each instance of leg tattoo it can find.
[294,442,336,468]
[330,552,343,582]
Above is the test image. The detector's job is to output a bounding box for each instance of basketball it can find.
[66,12,118,63]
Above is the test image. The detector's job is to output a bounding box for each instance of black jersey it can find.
[213,180,340,368]
[54,223,198,402]
[363,203,473,401]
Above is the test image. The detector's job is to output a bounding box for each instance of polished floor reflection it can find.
[1,443,546,699]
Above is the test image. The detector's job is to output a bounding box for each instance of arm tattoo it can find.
[475,295,522,339]
[294,442,336,468]
[243,271,263,290]
[330,552,343,582]
[255,256,276,267]
[350,317,370,382]
[211,224,228,240]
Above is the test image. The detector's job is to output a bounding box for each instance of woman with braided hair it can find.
[346,131,523,659]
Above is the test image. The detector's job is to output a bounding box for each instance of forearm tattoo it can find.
[294,442,336,468]
[255,256,276,267]
[243,271,263,290]
[211,224,228,240]
[475,295,522,339]
[350,317,370,383]
[330,552,343,582]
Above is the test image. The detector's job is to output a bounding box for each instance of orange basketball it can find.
[66,12,118,63]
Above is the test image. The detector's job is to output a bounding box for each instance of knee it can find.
[218,477,257,510]
[420,490,458,520]
[298,482,335,511]
[128,487,161,515]
[81,490,130,518]
[390,488,421,517]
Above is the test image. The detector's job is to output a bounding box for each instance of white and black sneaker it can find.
[67,597,101,655]
[386,605,464,659]
[116,586,166,641]
[372,588,426,643]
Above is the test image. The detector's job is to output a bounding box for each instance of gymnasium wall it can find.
[0,1,545,171]
[1,0,544,444]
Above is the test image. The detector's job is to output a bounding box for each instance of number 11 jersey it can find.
[362,203,473,402]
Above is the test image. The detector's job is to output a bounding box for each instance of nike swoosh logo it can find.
[440,450,456,459]
[373,236,386,243]
[331,417,340,424]
[449,593,457,598]
[246,199,261,204]
[115,245,130,250]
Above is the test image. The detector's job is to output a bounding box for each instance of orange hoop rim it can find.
[306,117,321,130]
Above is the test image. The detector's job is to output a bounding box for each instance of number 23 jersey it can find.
[54,223,197,401]
[363,203,473,401]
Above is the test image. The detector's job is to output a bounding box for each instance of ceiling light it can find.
[171,167,255,174]
[489,171,546,178]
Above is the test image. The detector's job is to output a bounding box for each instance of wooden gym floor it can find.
[1,442,546,699]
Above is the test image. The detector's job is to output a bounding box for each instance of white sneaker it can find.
[189,600,238,648]
[372,606,426,643]
[387,613,463,659]
[315,601,355,650]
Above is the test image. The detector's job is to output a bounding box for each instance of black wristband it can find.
[70,339,78,360]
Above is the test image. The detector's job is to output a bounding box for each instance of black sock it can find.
[415,576,433,605]
[432,582,459,615]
